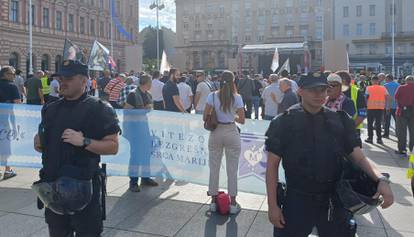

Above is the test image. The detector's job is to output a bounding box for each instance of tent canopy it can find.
[242,43,305,53]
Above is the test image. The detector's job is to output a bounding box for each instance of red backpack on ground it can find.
[216,191,231,215]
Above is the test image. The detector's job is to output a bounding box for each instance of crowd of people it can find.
[0,61,412,236]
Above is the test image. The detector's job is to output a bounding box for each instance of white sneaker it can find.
[230,204,241,214]
[210,203,217,212]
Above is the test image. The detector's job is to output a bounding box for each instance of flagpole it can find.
[156,0,160,71]
[391,0,395,77]
[29,0,33,75]
[110,0,114,57]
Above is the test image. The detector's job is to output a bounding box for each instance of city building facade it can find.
[175,0,333,74]
[334,0,414,76]
[0,0,141,76]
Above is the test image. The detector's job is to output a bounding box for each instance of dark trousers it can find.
[130,177,151,185]
[274,191,355,237]
[396,115,414,152]
[383,109,396,136]
[46,178,103,237]
[367,109,383,140]
[244,99,253,119]
[27,99,41,105]
[252,96,260,119]
[153,101,164,110]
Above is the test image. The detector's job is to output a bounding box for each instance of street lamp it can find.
[28,0,33,75]
[150,0,165,70]
[391,0,395,77]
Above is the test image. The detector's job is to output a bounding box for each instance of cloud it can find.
[139,0,176,32]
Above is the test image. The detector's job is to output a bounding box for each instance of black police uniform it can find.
[265,74,361,237]
[38,61,121,237]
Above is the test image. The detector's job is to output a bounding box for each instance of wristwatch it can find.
[82,137,92,149]
[378,176,391,184]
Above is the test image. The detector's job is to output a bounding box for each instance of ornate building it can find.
[175,0,333,74]
[0,0,141,75]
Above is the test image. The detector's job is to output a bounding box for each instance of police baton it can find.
[101,163,107,220]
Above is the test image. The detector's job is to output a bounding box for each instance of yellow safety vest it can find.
[350,85,363,129]
[407,152,414,179]
[41,76,51,95]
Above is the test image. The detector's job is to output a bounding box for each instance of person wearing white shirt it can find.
[262,74,284,120]
[150,71,164,110]
[178,76,193,113]
[203,70,245,215]
[48,77,60,102]
[195,71,214,114]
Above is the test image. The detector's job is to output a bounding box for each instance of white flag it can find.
[270,48,279,72]
[160,50,171,73]
[88,40,109,71]
[278,58,290,75]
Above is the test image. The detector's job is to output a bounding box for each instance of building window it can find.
[9,52,19,69]
[28,5,35,25]
[343,6,349,17]
[56,11,62,30]
[369,44,377,55]
[390,4,396,15]
[315,29,322,40]
[245,35,251,41]
[43,8,49,28]
[369,23,376,35]
[272,15,278,26]
[356,5,362,17]
[100,0,104,8]
[91,0,95,6]
[10,0,19,22]
[90,19,95,36]
[257,35,265,42]
[343,24,349,36]
[286,29,293,37]
[41,54,50,71]
[385,44,392,55]
[369,5,376,16]
[356,24,363,36]
[68,14,74,32]
[100,21,104,37]
[80,17,85,34]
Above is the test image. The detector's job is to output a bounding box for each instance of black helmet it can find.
[32,177,93,215]
[336,165,383,215]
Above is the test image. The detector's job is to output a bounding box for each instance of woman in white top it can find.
[203,70,245,214]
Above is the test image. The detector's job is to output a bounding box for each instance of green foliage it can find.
[142,26,165,61]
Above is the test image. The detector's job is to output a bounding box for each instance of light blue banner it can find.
[0,104,285,195]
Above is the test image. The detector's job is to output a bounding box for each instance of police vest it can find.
[366,85,387,110]
[280,105,346,185]
[39,96,103,181]
[41,76,51,95]
[350,85,363,129]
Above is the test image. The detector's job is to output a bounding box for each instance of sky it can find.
[139,0,176,32]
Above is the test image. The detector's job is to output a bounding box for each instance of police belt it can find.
[287,188,332,202]
[286,173,338,194]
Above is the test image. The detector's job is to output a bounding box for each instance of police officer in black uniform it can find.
[265,73,394,237]
[33,60,121,237]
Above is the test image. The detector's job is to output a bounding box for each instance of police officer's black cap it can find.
[52,60,89,78]
[298,72,329,89]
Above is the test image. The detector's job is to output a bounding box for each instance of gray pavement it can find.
[0,131,413,237]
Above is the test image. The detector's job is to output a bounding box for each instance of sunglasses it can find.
[328,83,341,88]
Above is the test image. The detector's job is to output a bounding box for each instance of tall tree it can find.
[142,26,165,61]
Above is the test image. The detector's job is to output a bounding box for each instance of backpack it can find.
[216,191,231,215]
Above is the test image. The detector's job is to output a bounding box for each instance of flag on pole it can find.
[160,50,171,73]
[270,48,279,72]
[88,40,109,71]
[108,56,117,71]
[63,39,83,61]
[304,50,311,74]
[346,51,350,72]
[277,58,290,75]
